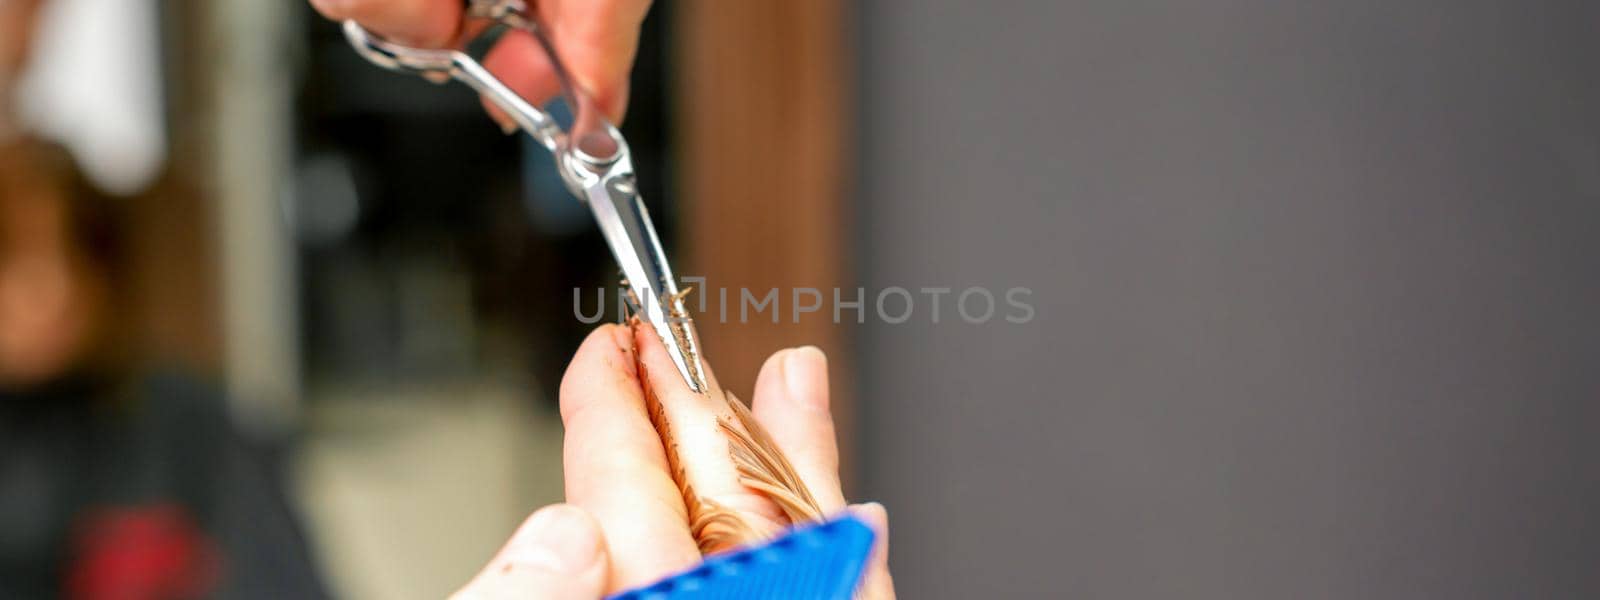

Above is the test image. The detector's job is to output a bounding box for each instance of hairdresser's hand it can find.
[452,324,895,598]
[309,0,651,124]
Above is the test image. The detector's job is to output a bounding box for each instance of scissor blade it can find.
[580,161,707,393]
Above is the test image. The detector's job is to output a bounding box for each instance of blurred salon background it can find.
[4,0,1600,598]
[3,0,845,597]
[1,0,654,597]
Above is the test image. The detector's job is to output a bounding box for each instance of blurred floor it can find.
[294,377,562,600]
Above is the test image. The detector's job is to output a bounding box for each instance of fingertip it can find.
[601,322,635,353]
[502,504,606,574]
[480,98,519,134]
[571,323,633,370]
[596,80,632,125]
[455,504,610,600]
[612,86,632,125]
[319,0,461,48]
[559,324,639,422]
[755,347,793,394]
[308,0,350,20]
[851,502,889,536]
[782,346,829,411]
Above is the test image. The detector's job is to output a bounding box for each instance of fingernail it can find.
[783,346,828,410]
[502,505,601,573]
[860,502,888,526]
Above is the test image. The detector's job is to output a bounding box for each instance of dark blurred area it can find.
[1,2,322,595]
[291,8,676,393]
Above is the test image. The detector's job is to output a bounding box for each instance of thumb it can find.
[452,504,609,600]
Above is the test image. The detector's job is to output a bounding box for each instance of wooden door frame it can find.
[675,0,857,489]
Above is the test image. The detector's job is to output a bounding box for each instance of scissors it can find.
[341,0,707,392]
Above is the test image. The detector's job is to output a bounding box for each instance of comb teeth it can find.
[607,515,876,600]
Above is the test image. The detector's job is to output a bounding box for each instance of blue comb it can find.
[608,515,876,600]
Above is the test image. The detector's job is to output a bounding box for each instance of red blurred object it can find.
[64,505,220,600]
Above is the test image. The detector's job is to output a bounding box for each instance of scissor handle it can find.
[340,3,623,166]
[339,4,707,393]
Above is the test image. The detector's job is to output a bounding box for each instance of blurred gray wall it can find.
[856,2,1600,598]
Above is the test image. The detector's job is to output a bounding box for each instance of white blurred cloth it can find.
[13,0,165,194]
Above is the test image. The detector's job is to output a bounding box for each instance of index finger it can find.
[535,0,652,123]
[559,324,701,592]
